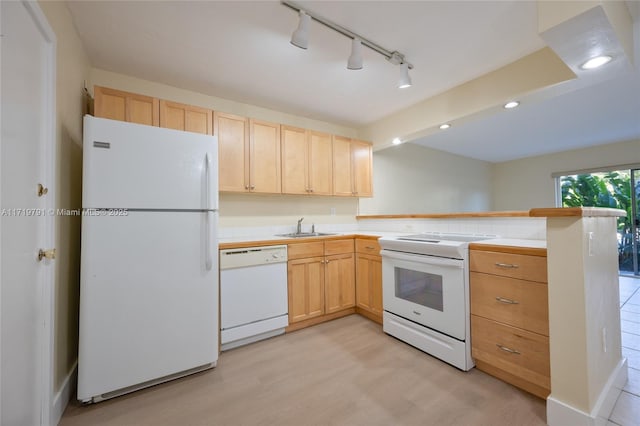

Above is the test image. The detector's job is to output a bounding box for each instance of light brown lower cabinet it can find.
[287,239,355,330]
[355,238,382,323]
[287,256,325,323]
[469,245,550,399]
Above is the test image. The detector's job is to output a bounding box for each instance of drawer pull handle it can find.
[495,262,519,269]
[496,344,520,355]
[365,246,375,250]
[495,296,519,305]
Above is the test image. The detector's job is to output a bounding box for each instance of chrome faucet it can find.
[296,217,304,234]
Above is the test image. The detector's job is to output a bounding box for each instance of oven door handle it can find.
[380,249,464,268]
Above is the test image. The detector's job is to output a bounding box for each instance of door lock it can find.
[37,183,48,197]
[38,248,56,261]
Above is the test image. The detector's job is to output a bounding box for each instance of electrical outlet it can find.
[602,327,607,353]
[330,207,336,216]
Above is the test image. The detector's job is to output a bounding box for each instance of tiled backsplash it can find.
[356,217,546,240]
[219,216,546,240]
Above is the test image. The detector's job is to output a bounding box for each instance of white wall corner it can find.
[547,357,628,426]
[51,361,77,426]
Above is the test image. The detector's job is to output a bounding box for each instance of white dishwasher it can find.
[219,245,288,351]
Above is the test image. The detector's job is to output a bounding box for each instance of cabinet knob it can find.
[250,185,255,190]
[245,185,249,190]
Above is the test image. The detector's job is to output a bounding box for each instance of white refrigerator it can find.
[77,115,219,403]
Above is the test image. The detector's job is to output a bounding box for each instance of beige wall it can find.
[39,1,90,391]
[359,143,492,215]
[219,194,358,230]
[492,138,640,211]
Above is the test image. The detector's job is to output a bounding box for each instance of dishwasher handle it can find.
[220,245,288,269]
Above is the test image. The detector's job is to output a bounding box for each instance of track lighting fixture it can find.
[290,10,310,49]
[282,1,413,88]
[347,38,363,70]
[398,63,412,89]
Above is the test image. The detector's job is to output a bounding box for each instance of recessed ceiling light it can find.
[392,137,402,145]
[580,55,613,70]
[504,101,520,109]
[439,124,451,130]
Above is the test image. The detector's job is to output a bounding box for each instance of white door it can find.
[0,1,56,425]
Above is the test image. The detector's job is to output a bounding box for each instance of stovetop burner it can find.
[379,233,496,259]
[397,233,489,243]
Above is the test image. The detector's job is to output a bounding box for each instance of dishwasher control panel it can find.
[219,245,288,270]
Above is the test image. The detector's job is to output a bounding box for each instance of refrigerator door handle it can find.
[205,153,213,271]
[205,211,213,271]
[205,153,212,211]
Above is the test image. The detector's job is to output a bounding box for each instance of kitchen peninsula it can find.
[220,207,626,426]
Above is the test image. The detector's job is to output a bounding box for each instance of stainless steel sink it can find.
[276,232,337,238]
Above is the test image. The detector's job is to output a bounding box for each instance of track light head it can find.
[347,38,363,70]
[398,62,412,89]
[291,10,310,49]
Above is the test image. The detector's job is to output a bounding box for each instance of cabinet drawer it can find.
[471,315,550,392]
[470,272,548,336]
[355,238,381,255]
[288,242,324,260]
[324,239,354,256]
[470,250,547,283]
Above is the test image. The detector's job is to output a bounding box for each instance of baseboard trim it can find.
[547,357,628,426]
[51,361,77,426]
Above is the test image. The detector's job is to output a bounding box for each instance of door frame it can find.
[0,1,57,424]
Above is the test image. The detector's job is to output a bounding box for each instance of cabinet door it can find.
[249,119,281,194]
[325,253,355,314]
[215,112,249,192]
[94,86,159,127]
[160,100,212,135]
[288,257,325,323]
[352,140,372,197]
[308,131,333,195]
[281,125,308,195]
[356,253,382,315]
[332,136,353,196]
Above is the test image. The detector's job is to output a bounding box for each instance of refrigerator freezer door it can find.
[82,115,218,210]
[77,211,218,401]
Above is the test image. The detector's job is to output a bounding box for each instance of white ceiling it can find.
[66,0,640,163]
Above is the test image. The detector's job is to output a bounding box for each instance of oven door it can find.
[381,249,466,340]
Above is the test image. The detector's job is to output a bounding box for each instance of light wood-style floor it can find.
[61,315,546,426]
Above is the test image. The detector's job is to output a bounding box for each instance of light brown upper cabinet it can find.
[215,112,249,192]
[94,86,159,127]
[215,114,281,194]
[249,119,281,193]
[352,140,373,197]
[332,137,373,197]
[159,100,213,135]
[281,126,333,196]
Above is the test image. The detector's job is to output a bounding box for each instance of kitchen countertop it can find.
[219,233,545,251]
[218,231,400,250]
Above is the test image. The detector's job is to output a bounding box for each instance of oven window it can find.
[394,267,443,311]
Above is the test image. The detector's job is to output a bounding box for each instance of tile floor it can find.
[610,275,640,426]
